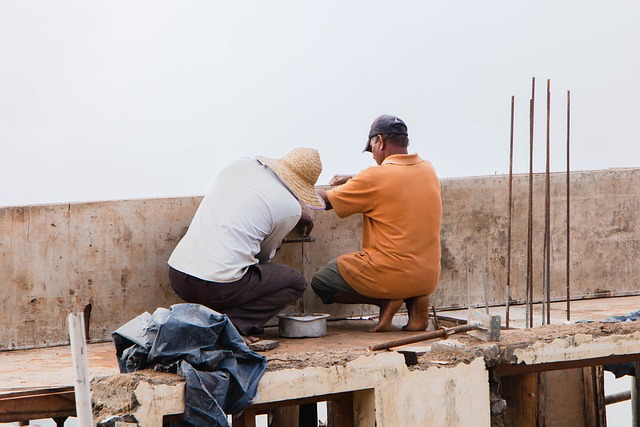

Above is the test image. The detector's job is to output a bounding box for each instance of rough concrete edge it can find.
[254,351,406,404]
[512,331,640,365]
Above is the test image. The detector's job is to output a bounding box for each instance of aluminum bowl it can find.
[276,313,330,338]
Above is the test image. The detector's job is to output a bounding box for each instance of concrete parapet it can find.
[2,168,640,348]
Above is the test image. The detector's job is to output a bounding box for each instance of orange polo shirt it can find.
[326,153,442,299]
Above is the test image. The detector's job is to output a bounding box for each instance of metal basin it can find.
[276,313,330,338]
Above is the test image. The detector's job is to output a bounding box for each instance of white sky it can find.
[1,1,639,206]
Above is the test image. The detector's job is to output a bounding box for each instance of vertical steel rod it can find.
[506,96,515,329]
[526,77,535,328]
[566,90,571,321]
[482,259,490,314]
[544,79,551,324]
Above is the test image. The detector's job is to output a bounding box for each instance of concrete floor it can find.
[0,296,640,394]
[3,296,640,426]
[0,316,425,392]
[0,317,420,393]
[437,294,640,328]
[3,295,640,395]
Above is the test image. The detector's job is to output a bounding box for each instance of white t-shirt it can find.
[168,158,301,282]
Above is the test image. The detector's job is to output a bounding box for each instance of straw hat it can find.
[257,148,325,209]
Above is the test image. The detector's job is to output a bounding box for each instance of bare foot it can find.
[402,295,430,331]
[241,335,260,346]
[369,299,403,332]
[369,323,392,332]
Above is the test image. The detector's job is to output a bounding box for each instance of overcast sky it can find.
[1,1,639,207]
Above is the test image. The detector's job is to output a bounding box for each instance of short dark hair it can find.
[379,133,409,148]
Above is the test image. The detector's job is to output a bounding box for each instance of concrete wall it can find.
[308,168,640,311]
[436,167,640,308]
[2,168,640,349]
[0,198,198,349]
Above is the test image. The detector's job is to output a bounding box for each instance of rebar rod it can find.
[526,77,535,328]
[544,79,551,324]
[566,90,571,321]
[369,323,479,351]
[506,96,515,329]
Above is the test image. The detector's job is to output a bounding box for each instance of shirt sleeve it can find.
[256,212,300,263]
[326,167,377,218]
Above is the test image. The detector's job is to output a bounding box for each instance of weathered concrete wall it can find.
[0,198,198,349]
[2,168,640,348]
[306,168,640,311]
[436,168,640,308]
[300,208,364,317]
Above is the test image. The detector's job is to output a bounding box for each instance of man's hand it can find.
[329,174,354,186]
[293,211,314,237]
[316,189,332,210]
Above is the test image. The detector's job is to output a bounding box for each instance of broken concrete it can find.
[92,371,185,426]
[91,351,491,426]
[85,320,640,426]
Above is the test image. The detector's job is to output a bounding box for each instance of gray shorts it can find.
[311,258,362,304]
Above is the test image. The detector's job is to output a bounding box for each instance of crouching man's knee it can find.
[311,259,345,304]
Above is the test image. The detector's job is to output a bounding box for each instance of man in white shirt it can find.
[168,148,324,344]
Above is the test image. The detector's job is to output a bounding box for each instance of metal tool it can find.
[282,236,315,243]
[368,310,500,352]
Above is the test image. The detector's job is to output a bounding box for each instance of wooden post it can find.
[502,372,539,426]
[270,406,298,427]
[582,366,606,427]
[299,403,318,427]
[329,395,355,427]
[632,362,640,427]
[68,312,94,427]
[232,409,257,427]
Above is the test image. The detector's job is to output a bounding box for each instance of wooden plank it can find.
[496,353,640,377]
[633,362,640,426]
[245,391,354,413]
[271,406,299,427]
[539,369,587,426]
[68,312,93,426]
[231,409,257,427]
[0,390,75,423]
[0,386,74,399]
[583,365,606,427]
[232,392,355,427]
[329,394,355,427]
[299,403,317,427]
[502,372,538,426]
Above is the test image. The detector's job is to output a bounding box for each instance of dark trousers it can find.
[169,264,307,336]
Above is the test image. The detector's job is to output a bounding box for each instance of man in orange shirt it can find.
[313,115,442,332]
